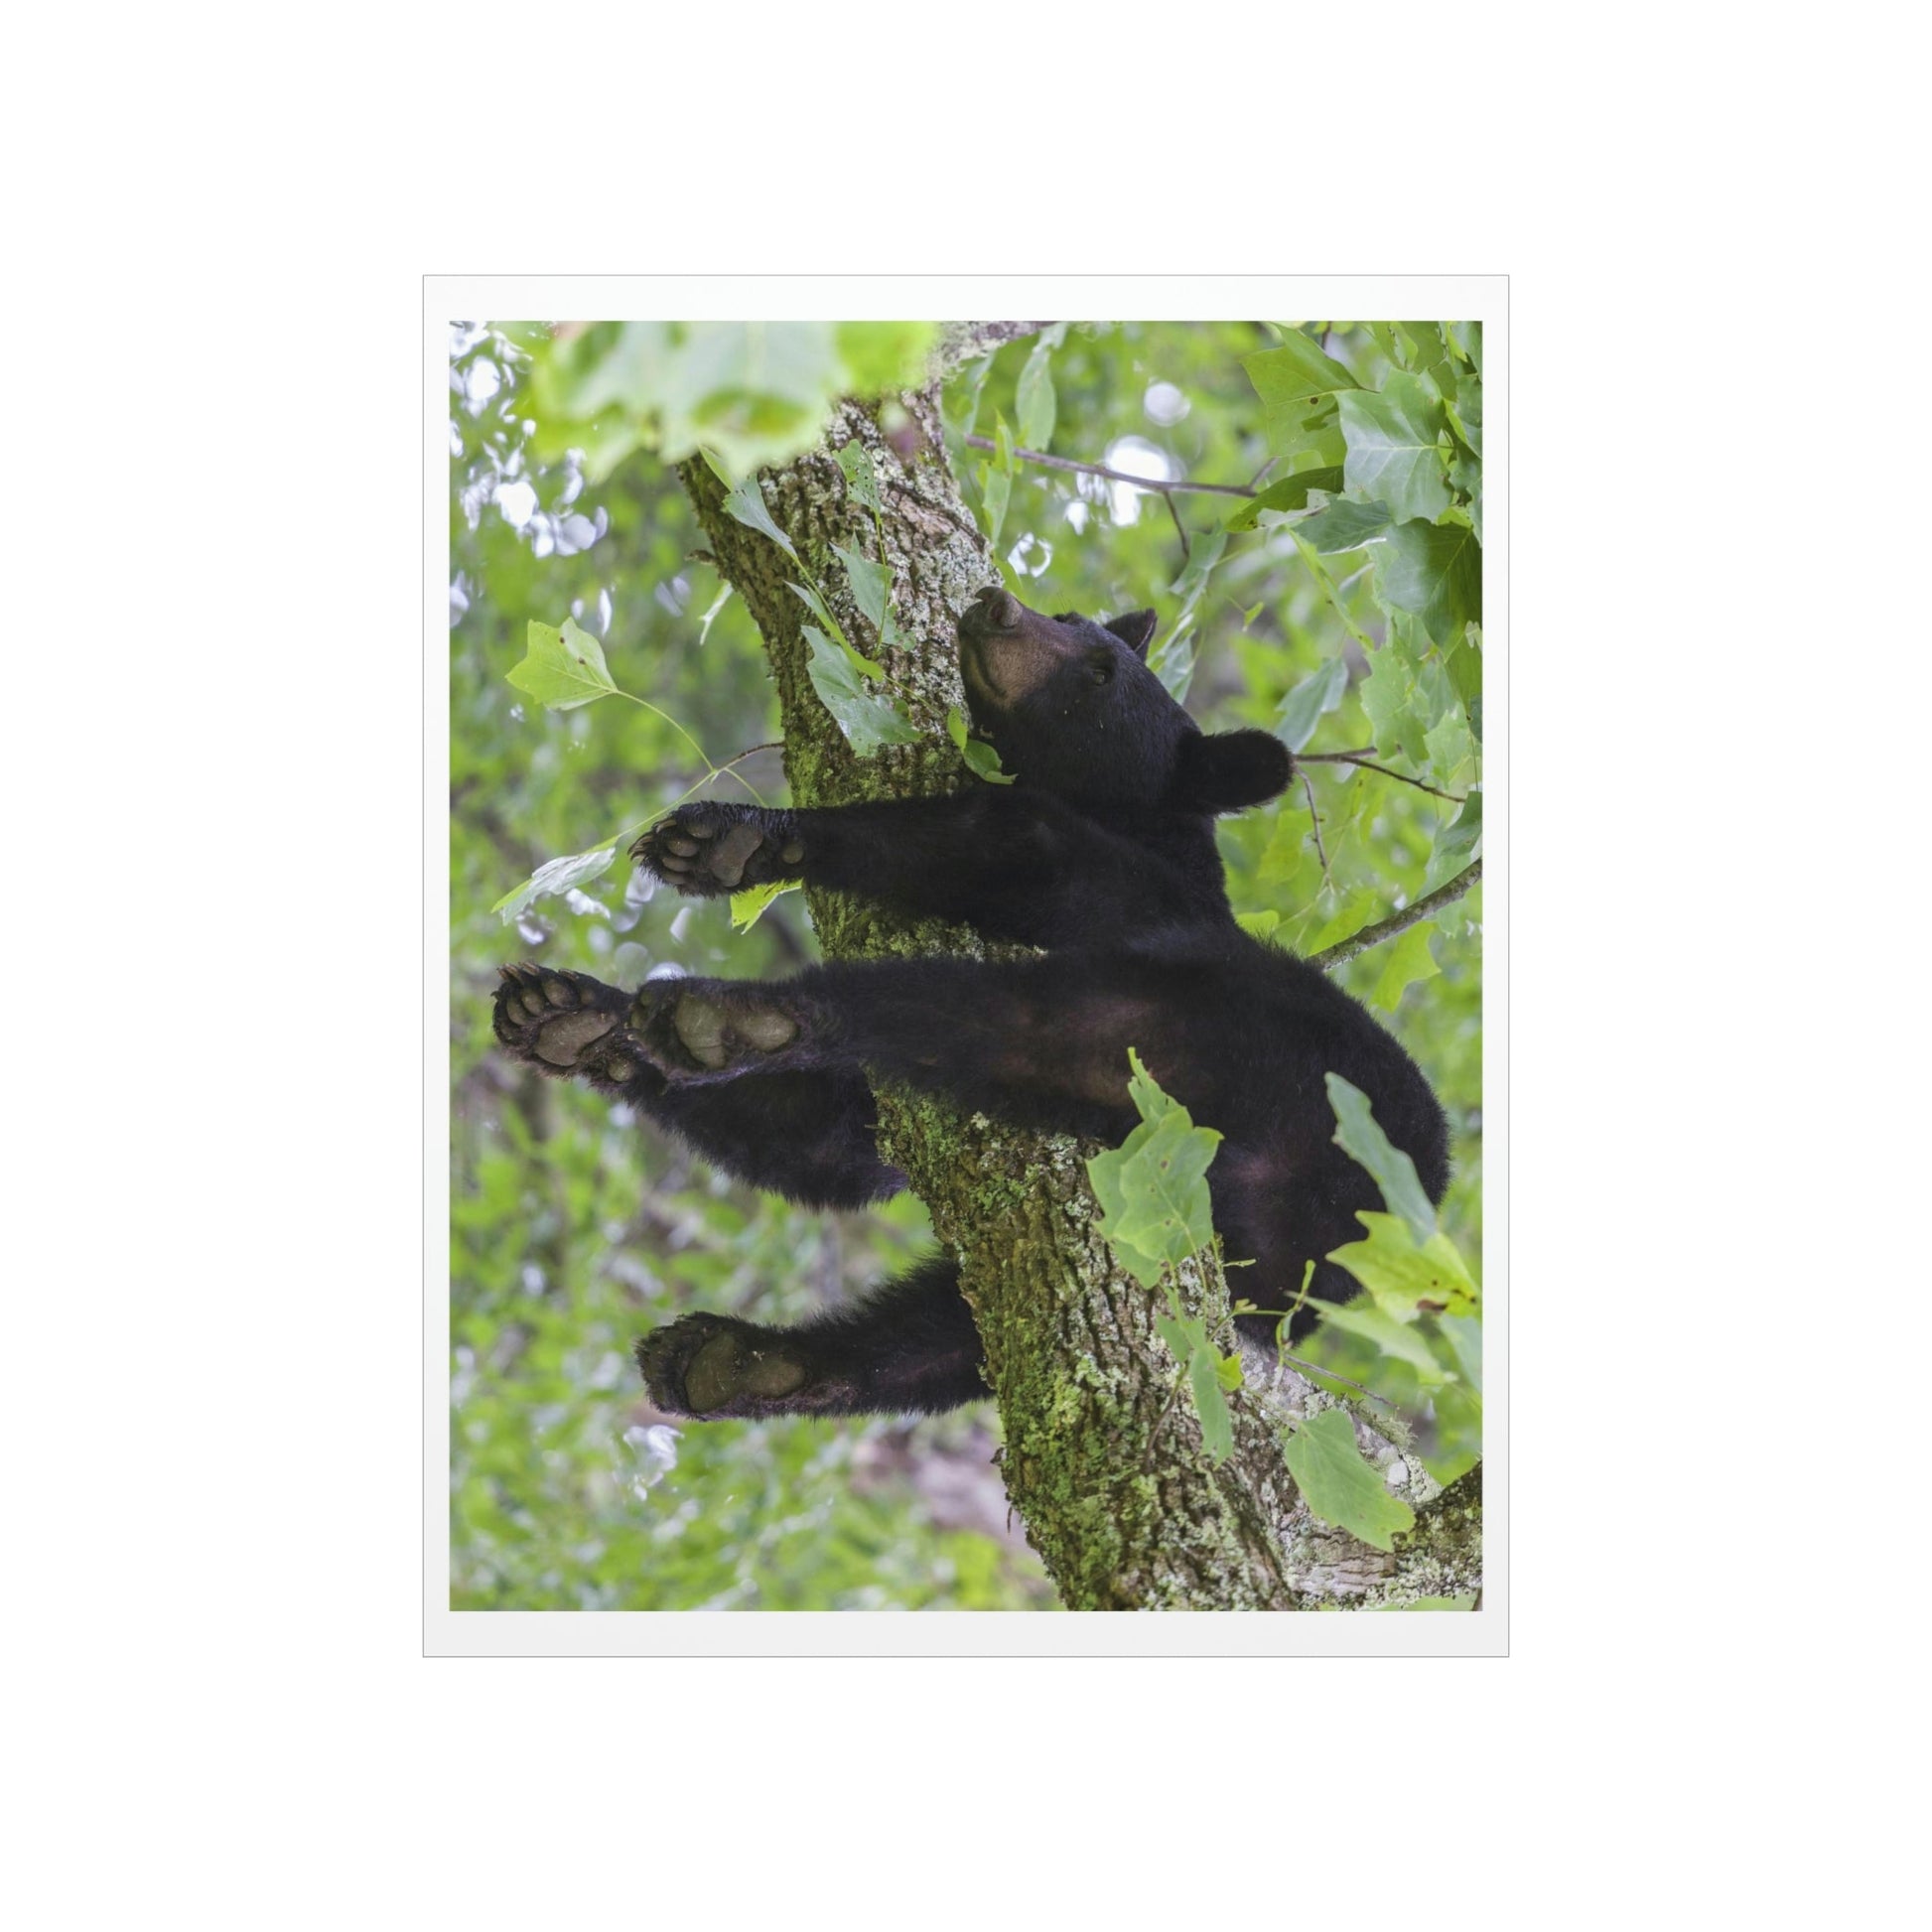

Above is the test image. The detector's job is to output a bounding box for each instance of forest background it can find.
[449,318,1484,1611]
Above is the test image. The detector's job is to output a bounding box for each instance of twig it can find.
[1143,1379,1186,1470]
[1308,861,1483,972]
[1300,749,1465,803]
[961,433,1256,499]
[1300,768,1331,890]
[1161,489,1191,566]
[1278,1352,1396,1409]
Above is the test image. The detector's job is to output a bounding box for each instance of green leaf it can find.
[1438,1313,1483,1392]
[1358,642,1431,776]
[1223,467,1346,530]
[835,440,882,518]
[1337,374,1450,524]
[830,542,894,636]
[1375,518,1481,647]
[1236,909,1281,940]
[1424,708,1473,785]
[1154,1309,1238,1464]
[977,413,1014,547]
[1305,1298,1452,1385]
[1447,631,1482,738]
[1086,1049,1223,1286]
[1015,324,1065,451]
[1428,788,1482,887]
[518,320,907,483]
[695,583,734,646]
[947,351,994,436]
[946,706,1016,784]
[730,878,802,931]
[1090,1110,1223,1283]
[1325,1072,1436,1241]
[1306,888,1383,954]
[1242,336,1360,406]
[662,323,844,477]
[1242,340,1357,465]
[1154,1313,1196,1360]
[787,580,869,671]
[1152,526,1228,702]
[1296,498,1393,554]
[833,321,937,395]
[1448,371,1482,459]
[1364,322,1406,368]
[1188,1350,1235,1463]
[1275,657,1348,753]
[1329,1212,1480,1321]
[721,475,800,564]
[1449,441,1483,541]
[505,618,621,711]
[802,627,922,755]
[490,840,620,922]
[1283,1407,1415,1552]
[1369,921,1441,1012]
[961,742,1014,783]
[1396,322,1451,379]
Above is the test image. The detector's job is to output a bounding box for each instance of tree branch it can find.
[1239,1350,1483,1607]
[932,321,1054,373]
[1309,861,1483,972]
[1297,749,1466,802]
[961,432,1257,499]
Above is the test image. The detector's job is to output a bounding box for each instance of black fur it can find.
[494,585,1449,1420]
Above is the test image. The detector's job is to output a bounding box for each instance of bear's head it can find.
[956,586,1291,814]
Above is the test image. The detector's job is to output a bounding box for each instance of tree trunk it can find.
[679,355,1480,1611]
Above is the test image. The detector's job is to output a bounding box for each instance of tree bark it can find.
[678,356,1480,1611]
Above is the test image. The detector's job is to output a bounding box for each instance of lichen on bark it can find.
[676,366,1480,1613]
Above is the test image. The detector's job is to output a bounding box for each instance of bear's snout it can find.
[960,585,1021,634]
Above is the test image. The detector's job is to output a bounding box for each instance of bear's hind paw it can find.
[636,1313,849,1419]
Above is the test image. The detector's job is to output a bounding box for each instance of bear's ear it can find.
[1103,609,1159,657]
[1169,729,1293,814]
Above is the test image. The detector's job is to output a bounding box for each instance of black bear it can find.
[492,585,1449,1420]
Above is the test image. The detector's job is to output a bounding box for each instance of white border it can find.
[426,275,1506,1656]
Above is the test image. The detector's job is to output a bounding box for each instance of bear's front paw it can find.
[631,803,805,898]
[492,963,660,1092]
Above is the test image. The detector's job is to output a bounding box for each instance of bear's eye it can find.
[1087,654,1115,686]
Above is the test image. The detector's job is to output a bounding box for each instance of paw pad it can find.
[493,963,624,1072]
[635,1315,813,1417]
[665,992,799,1069]
[632,806,803,897]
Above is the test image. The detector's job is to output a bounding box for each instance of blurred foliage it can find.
[509,319,937,482]
[449,319,1483,1610]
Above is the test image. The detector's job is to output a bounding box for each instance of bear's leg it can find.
[491,964,901,1208]
[636,1255,986,1419]
[627,953,1202,1142]
[632,793,1184,947]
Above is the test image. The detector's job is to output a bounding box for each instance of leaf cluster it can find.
[510,319,939,482]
